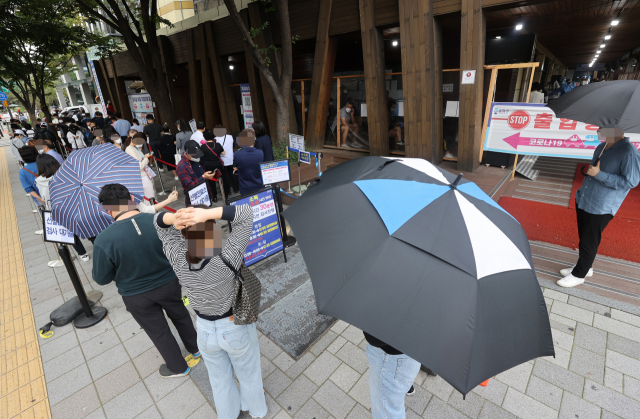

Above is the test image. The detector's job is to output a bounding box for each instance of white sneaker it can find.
[444,152,455,159]
[35,230,43,235]
[80,254,90,263]
[32,209,38,213]
[159,168,165,172]
[174,176,179,181]
[557,274,585,288]
[560,266,593,277]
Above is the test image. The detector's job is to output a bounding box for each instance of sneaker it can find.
[80,254,90,263]
[444,152,455,159]
[174,176,179,181]
[32,209,38,213]
[560,266,593,277]
[159,168,165,172]
[557,274,585,288]
[159,364,190,378]
[35,230,43,235]
[407,385,415,396]
[185,352,201,368]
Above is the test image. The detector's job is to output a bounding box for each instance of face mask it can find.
[346,108,352,113]
[135,143,142,148]
[116,139,122,144]
[190,157,200,162]
[38,150,44,154]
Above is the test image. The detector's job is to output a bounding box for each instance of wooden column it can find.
[109,59,132,121]
[198,24,221,129]
[398,0,443,163]
[307,0,336,150]
[241,10,268,129]
[187,28,204,123]
[359,0,388,156]
[204,21,240,135]
[458,0,485,172]
[98,59,115,106]
[158,35,179,125]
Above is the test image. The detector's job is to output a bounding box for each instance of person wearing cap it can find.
[126,132,156,200]
[25,129,36,144]
[558,124,640,288]
[10,130,26,163]
[176,140,216,206]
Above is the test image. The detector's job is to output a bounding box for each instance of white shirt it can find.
[67,131,86,149]
[190,130,205,144]
[216,135,234,166]
[131,124,144,133]
[528,91,545,104]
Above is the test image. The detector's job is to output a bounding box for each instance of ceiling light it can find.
[516,23,523,30]
[229,65,234,70]
[496,36,501,39]
[392,40,398,47]
[612,19,619,25]
[605,35,611,40]
[589,63,593,67]
[601,44,606,48]
[597,50,601,53]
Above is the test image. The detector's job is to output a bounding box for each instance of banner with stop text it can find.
[483,103,640,159]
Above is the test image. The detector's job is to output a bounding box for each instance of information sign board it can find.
[288,134,305,152]
[299,151,311,164]
[189,119,197,133]
[229,188,284,267]
[187,182,211,207]
[0,92,7,101]
[260,160,290,185]
[41,210,75,244]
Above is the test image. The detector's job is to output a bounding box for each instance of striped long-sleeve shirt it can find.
[153,205,254,316]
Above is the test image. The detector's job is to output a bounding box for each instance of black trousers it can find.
[223,165,239,195]
[122,277,198,373]
[72,235,87,256]
[572,207,613,278]
[150,143,164,169]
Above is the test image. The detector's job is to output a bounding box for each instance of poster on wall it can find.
[240,83,254,129]
[483,103,640,159]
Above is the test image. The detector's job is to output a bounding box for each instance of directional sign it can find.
[0,93,7,101]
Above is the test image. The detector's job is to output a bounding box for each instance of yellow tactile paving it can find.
[0,148,52,419]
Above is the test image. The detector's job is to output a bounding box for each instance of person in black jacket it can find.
[252,121,274,162]
[201,129,225,202]
[159,124,178,179]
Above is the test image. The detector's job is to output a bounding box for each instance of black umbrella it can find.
[283,156,554,395]
[548,80,640,134]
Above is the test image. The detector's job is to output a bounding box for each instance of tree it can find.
[223,0,294,144]
[75,0,177,127]
[0,0,107,123]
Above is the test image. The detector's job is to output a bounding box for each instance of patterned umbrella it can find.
[283,156,554,395]
[50,144,144,239]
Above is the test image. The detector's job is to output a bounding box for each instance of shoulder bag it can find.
[204,142,224,165]
[220,254,261,325]
[134,147,156,179]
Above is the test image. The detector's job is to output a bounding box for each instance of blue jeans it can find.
[196,317,267,419]
[366,344,421,419]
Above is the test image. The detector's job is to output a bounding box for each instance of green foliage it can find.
[273,140,313,165]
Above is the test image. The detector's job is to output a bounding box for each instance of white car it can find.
[62,104,103,117]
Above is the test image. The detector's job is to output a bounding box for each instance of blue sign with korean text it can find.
[230,189,284,266]
[299,151,311,165]
[0,92,7,101]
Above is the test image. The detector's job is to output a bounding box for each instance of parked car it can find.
[62,104,103,117]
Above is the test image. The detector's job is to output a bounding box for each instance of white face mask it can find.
[38,149,44,154]
[345,108,352,113]
[135,144,142,148]
[190,157,200,162]
[115,139,122,144]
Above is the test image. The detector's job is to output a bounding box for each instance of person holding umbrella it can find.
[558,124,640,287]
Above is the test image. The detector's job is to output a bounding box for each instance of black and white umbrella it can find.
[283,156,554,395]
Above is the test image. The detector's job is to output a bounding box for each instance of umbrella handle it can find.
[582,157,601,177]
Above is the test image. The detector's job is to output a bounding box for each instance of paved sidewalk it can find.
[5,145,640,418]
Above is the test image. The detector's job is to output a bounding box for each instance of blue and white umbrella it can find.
[50,144,144,239]
[283,156,554,395]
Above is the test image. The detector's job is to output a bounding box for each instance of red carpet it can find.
[569,163,640,222]
[499,197,640,264]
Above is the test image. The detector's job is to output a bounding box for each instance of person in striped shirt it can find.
[154,204,268,419]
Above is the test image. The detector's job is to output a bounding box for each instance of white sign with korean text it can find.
[43,211,75,244]
[240,84,254,129]
[188,182,211,207]
[189,119,197,134]
[461,70,476,85]
[128,93,153,115]
[484,103,640,159]
[288,134,305,152]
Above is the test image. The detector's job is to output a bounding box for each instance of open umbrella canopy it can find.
[283,156,554,395]
[548,80,640,133]
[50,144,144,239]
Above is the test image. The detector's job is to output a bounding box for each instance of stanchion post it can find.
[274,185,296,248]
[57,244,108,328]
[285,146,293,193]
[297,161,302,196]
[153,158,167,196]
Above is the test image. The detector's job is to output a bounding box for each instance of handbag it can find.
[220,254,261,325]
[175,153,182,165]
[135,147,156,179]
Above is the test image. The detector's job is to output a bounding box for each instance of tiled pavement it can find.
[5,146,640,418]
